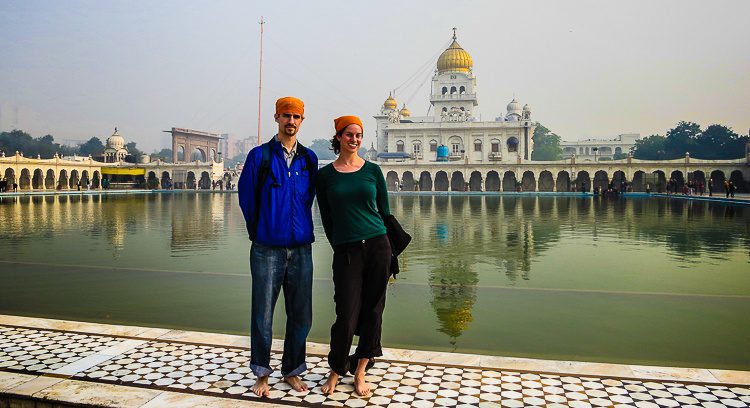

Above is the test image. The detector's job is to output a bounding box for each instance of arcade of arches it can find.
[383,165,748,193]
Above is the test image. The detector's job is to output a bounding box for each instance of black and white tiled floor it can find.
[1,325,749,407]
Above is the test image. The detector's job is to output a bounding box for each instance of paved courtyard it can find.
[0,316,748,407]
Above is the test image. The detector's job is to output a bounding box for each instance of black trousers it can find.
[328,234,391,376]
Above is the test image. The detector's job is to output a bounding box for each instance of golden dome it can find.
[383,93,397,110]
[437,31,472,74]
[399,104,411,117]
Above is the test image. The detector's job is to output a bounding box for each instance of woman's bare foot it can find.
[321,371,339,395]
[251,376,271,397]
[284,375,309,392]
[353,358,371,397]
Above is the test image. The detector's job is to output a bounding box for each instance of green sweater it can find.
[315,161,390,246]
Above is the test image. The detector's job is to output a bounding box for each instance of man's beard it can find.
[283,126,297,136]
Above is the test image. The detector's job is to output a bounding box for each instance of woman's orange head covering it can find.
[275,97,305,117]
[334,115,363,133]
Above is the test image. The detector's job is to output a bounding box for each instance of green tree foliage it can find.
[124,141,142,163]
[77,137,105,157]
[151,148,173,162]
[633,135,668,159]
[633,122,748,160]
[0,130,75,158]
[695,124,745,159]
[309,138,336,160]
[530,122,562,161]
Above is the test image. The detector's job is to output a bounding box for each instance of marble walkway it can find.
[0,315,748,408]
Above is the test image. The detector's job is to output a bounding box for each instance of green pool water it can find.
[1,193,748,370]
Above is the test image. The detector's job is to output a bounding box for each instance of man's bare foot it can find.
[251,376,271,397]
[353,358,371,397]
[284,375,309,392]
[321,371,339,395]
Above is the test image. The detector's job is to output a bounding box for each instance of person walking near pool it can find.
[237,96,318,397]
[316,115,392,397]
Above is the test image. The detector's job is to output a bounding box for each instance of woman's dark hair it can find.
[329,129,344,155]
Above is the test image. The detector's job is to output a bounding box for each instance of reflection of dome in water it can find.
[429,259,478,340]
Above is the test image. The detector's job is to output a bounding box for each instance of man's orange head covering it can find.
[334,115,363,133]
[275,97,305,117]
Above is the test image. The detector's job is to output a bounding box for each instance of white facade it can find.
[560,133,641,162]
[374,31,535,164]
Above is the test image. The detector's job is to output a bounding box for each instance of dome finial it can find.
[452,27,457,40]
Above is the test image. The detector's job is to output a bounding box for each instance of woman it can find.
[315,115,391,397]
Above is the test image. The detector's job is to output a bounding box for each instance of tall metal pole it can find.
[257,16,265,146]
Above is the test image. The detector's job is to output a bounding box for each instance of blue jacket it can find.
[237,137,318,247]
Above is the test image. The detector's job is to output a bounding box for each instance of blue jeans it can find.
[250,242,313,378]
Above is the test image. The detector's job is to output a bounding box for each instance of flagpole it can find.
[257,16,265,146]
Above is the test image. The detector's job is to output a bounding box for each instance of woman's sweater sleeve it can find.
[315,171,333,243]
[374,164,391,217]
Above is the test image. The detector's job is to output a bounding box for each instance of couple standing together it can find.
[237,96,392,397]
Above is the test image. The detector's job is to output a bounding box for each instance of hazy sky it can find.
[1,0,748,153]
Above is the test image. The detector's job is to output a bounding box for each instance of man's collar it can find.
[274,134,298,154]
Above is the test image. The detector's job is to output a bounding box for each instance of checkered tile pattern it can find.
[0,326,122,373]
[2,325,749,407]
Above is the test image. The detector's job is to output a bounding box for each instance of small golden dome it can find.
[437,30,472,74]
[399,104,411,117]
[383,93,397,110]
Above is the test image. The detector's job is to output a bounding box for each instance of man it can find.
[238,96,318,397]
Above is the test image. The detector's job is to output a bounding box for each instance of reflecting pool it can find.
[0,193,748,370]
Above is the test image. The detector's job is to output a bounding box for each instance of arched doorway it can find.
[80,170,90,189]
[191,148,207,162]
[576,171,591,192]
[652,170,666,193]
[593,170,609,192]
[538,171,554,192]
[401,172,415,191]
[161,171,171,189]
[670,170,685,191]
[386,171,399,191]
[612,171,626,192]
[69,170,80,189]
[58,170,69,190]
[147,171,159,189]
[186,171,196,189]
[691,170,706,188]
[19,169,31,190]
[419,171,432,191]
[485,171,500,191]
[450,171,465,191]
[709,170,726,194]
[502,171,517,192]
[556,171,570,192]
[434,171,449,191]
[92,171,101,189]
[32,169,44,189]
[45,169,56,189]
[729,170,744,193]
[521,171,536,191]
[632,171,645,192]
[198,172,211,189]
[3,168,15,187]
[469,171,482,191]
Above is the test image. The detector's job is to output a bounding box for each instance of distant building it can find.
[218,133,229,160]
[560,133,641,162]
[234,137,258,158]
[373,29,535,164]
[164,127,222,163]
[103,128,128,163]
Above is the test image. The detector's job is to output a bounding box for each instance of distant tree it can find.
[78,137,105,157]
[632,134,668,160]
[613,152,628,160]
[124,141,143,163]
[223,152,247,168]
[151,148,172,162]
[0,130,73,158]
[309,138,336,160]
[531,122,562,161]
[664,121,700,158]
[694,124,746,160]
